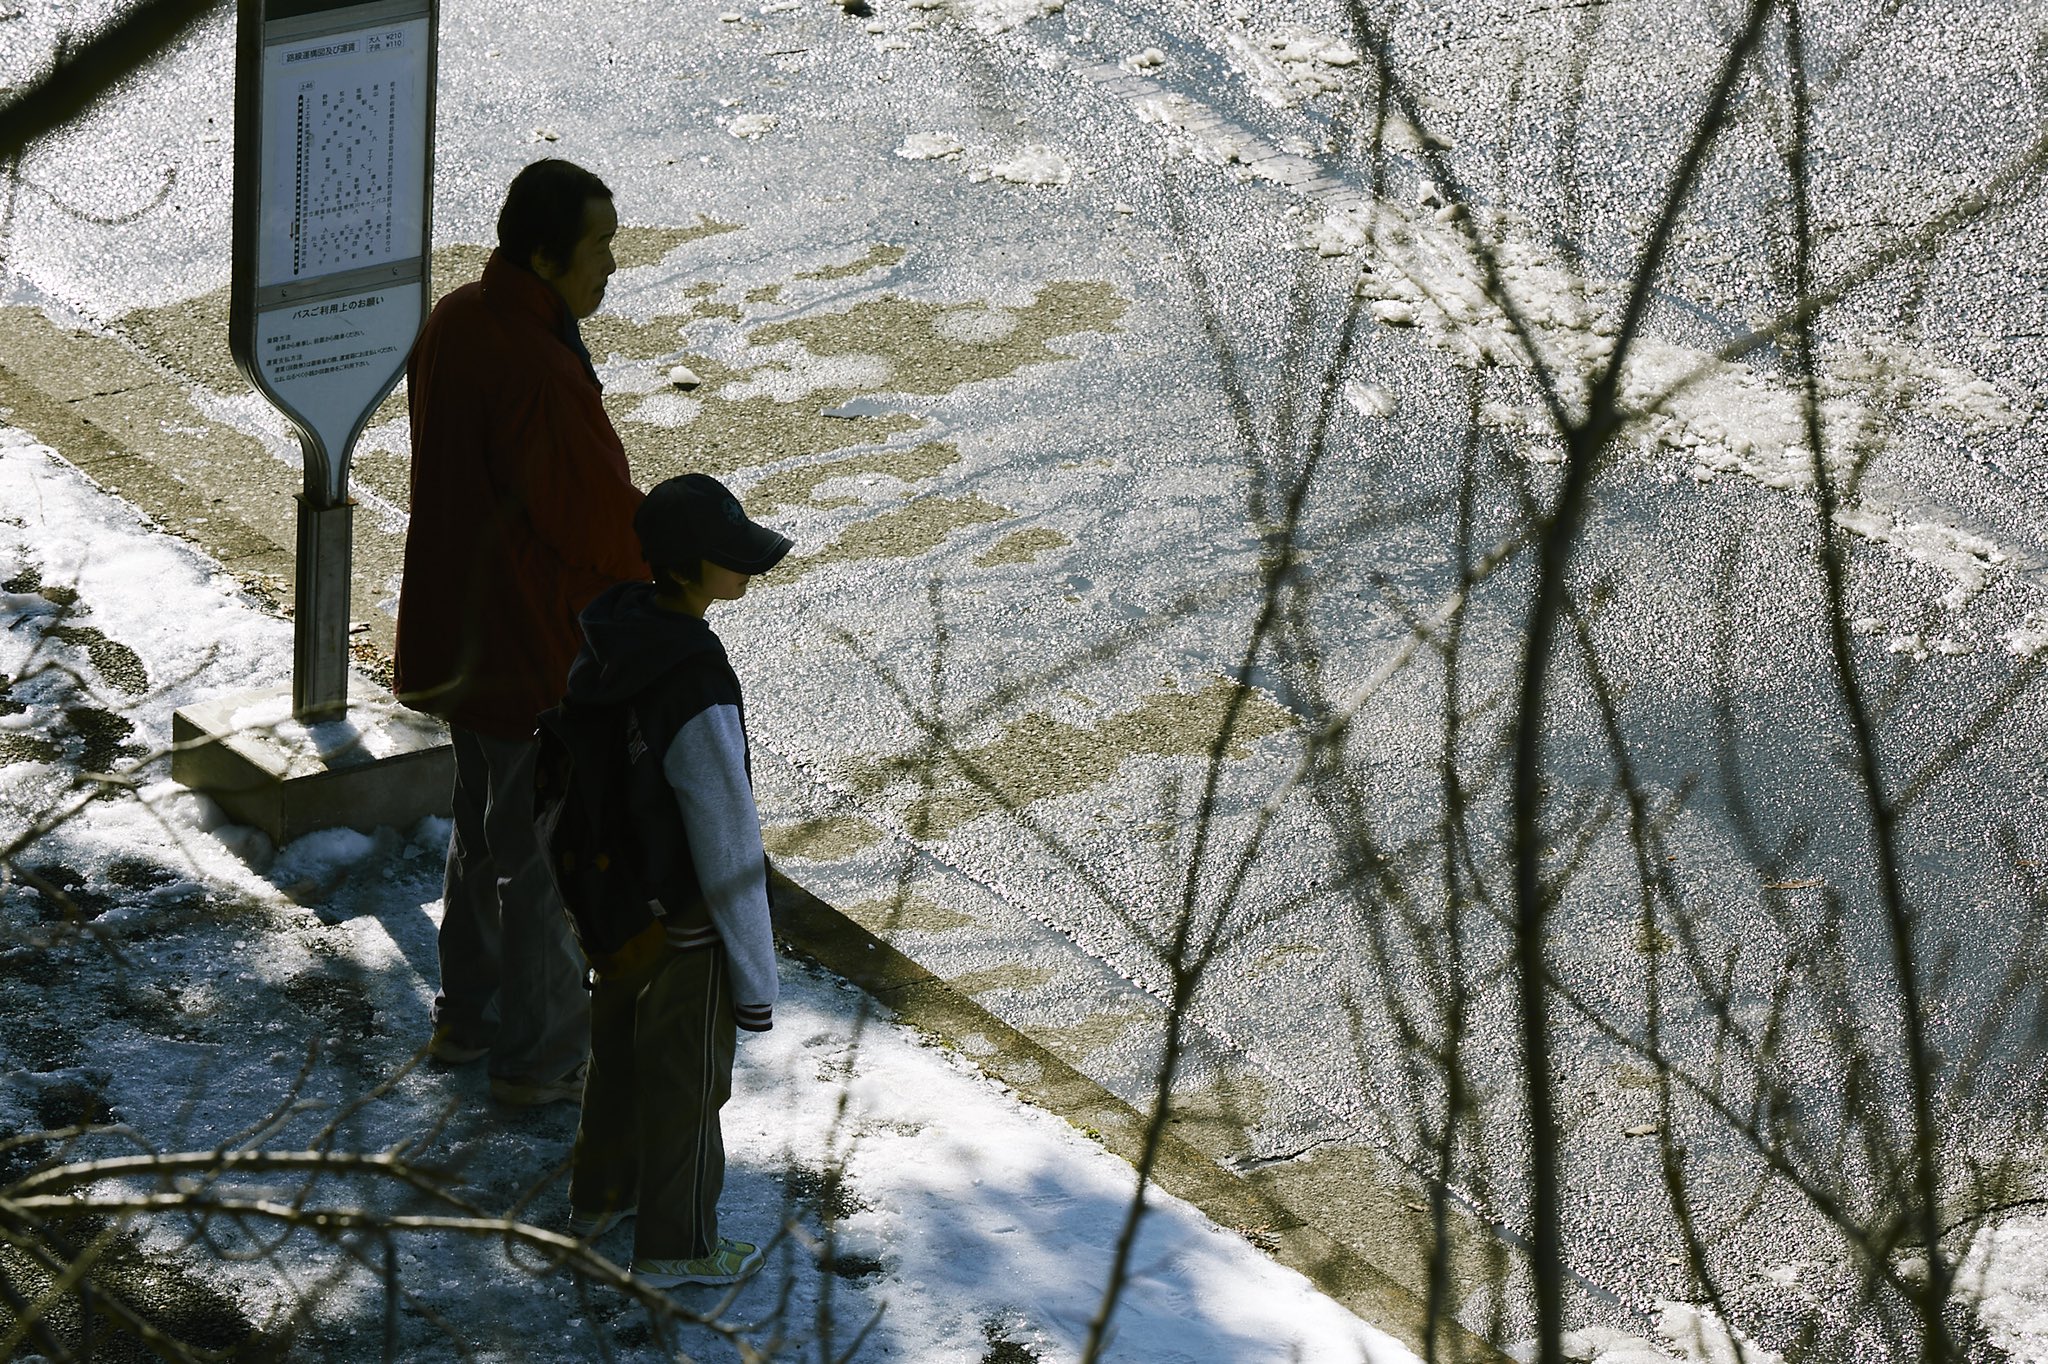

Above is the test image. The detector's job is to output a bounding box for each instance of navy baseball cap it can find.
[635,473,793,575]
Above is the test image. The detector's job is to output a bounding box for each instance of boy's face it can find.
[700,560,750,603]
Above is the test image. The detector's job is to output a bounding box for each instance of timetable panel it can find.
[258,17,428,288]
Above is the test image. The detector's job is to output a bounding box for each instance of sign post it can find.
[229,0,435,722]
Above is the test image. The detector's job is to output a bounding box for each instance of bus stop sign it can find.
[230,0,435,720]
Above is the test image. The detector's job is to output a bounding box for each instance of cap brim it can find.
[708,525,794,575]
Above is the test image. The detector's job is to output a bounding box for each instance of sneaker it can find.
[634,1239,765,1288]
[489,1061,587,1107]
[423,1019,487,1064]
[567,1204,637,1238]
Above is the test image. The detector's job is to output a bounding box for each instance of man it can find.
[396,159,646,1105]
[558,473,791,1288]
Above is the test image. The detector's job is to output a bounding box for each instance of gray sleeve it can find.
[663,703,778,1028]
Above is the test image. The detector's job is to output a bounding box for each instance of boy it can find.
[560,473,791,1287]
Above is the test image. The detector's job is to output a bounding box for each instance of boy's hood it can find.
[567,581,722,704]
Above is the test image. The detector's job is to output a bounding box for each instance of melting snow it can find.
[897,131,966,160]
[984,144,1073,187]
[967,0,1064,36]
[1225,28,1360,106]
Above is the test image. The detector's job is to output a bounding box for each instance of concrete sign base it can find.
[171,676,451,845]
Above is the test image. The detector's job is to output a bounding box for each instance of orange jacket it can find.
[394,251,647,739]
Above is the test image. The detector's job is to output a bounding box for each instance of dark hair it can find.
[497,159,612,271]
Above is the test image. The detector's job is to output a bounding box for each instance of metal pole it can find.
[292,492,354,722]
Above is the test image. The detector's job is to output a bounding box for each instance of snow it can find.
[1121,84,1317,186]
[984,145,1076,188]
[1653,1303,1784,1364]
[897,131,966,161]
[967,0,1065,37]
[1223,29,1358,106]
[1297,196,2024,607]
[2004,609,2048,658]
[716,348,896,403]
[0,427,1416,1360]
[1343,381,1397,418]
[221,690,416,763]
[1958,1215,2048,1358]
[1513,1302,1786,1364]
[0,432,294,756]
[726,113,778,140]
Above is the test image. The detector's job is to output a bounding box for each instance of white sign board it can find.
[253,287,418,462]
[258,18,429,289]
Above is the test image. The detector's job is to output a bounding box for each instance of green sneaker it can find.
[634,1239,765,1288]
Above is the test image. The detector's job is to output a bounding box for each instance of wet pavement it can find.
[5,0,2048,1352]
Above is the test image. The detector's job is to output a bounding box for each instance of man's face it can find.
[532,196,618,319]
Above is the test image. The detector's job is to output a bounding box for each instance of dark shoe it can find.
[568,1203,637,1238]
[426,1023,489,1065]
[490,1061,587,1107]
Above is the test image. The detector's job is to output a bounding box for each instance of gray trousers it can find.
[434,726,589,1084]
[570,944,737,1261]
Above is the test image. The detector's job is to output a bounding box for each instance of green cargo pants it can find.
[568,942,737,1260]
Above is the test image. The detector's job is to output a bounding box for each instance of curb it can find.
[769,869,1510,1364]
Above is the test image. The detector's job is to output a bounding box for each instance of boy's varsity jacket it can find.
[564,580,777,1031]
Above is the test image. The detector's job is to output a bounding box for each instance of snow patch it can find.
[1889,632,1931,660]
[1225,29,1359,106]
[625,391,703,427]
[1958,1214,2048,1359]
[1120,85,1317,186]
[1826,335,2031,433]
[222,691,412,763]
[2003,609,2048,658]
[1656,1300,1786,1364]
[717,349,896,402]
[0,437,294,753]
[982,145,1073,187]
[897,131,965,160]
[1344,382,1396,418]
[270,826,381,886]
[726,112,778,139]
[1538,1326,1682,1364]
[966,0,1063,36]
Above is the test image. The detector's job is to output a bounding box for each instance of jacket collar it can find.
[480,249,602,390]
[481,248,566,329]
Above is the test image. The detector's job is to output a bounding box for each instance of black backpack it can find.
[533,693,672,980]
